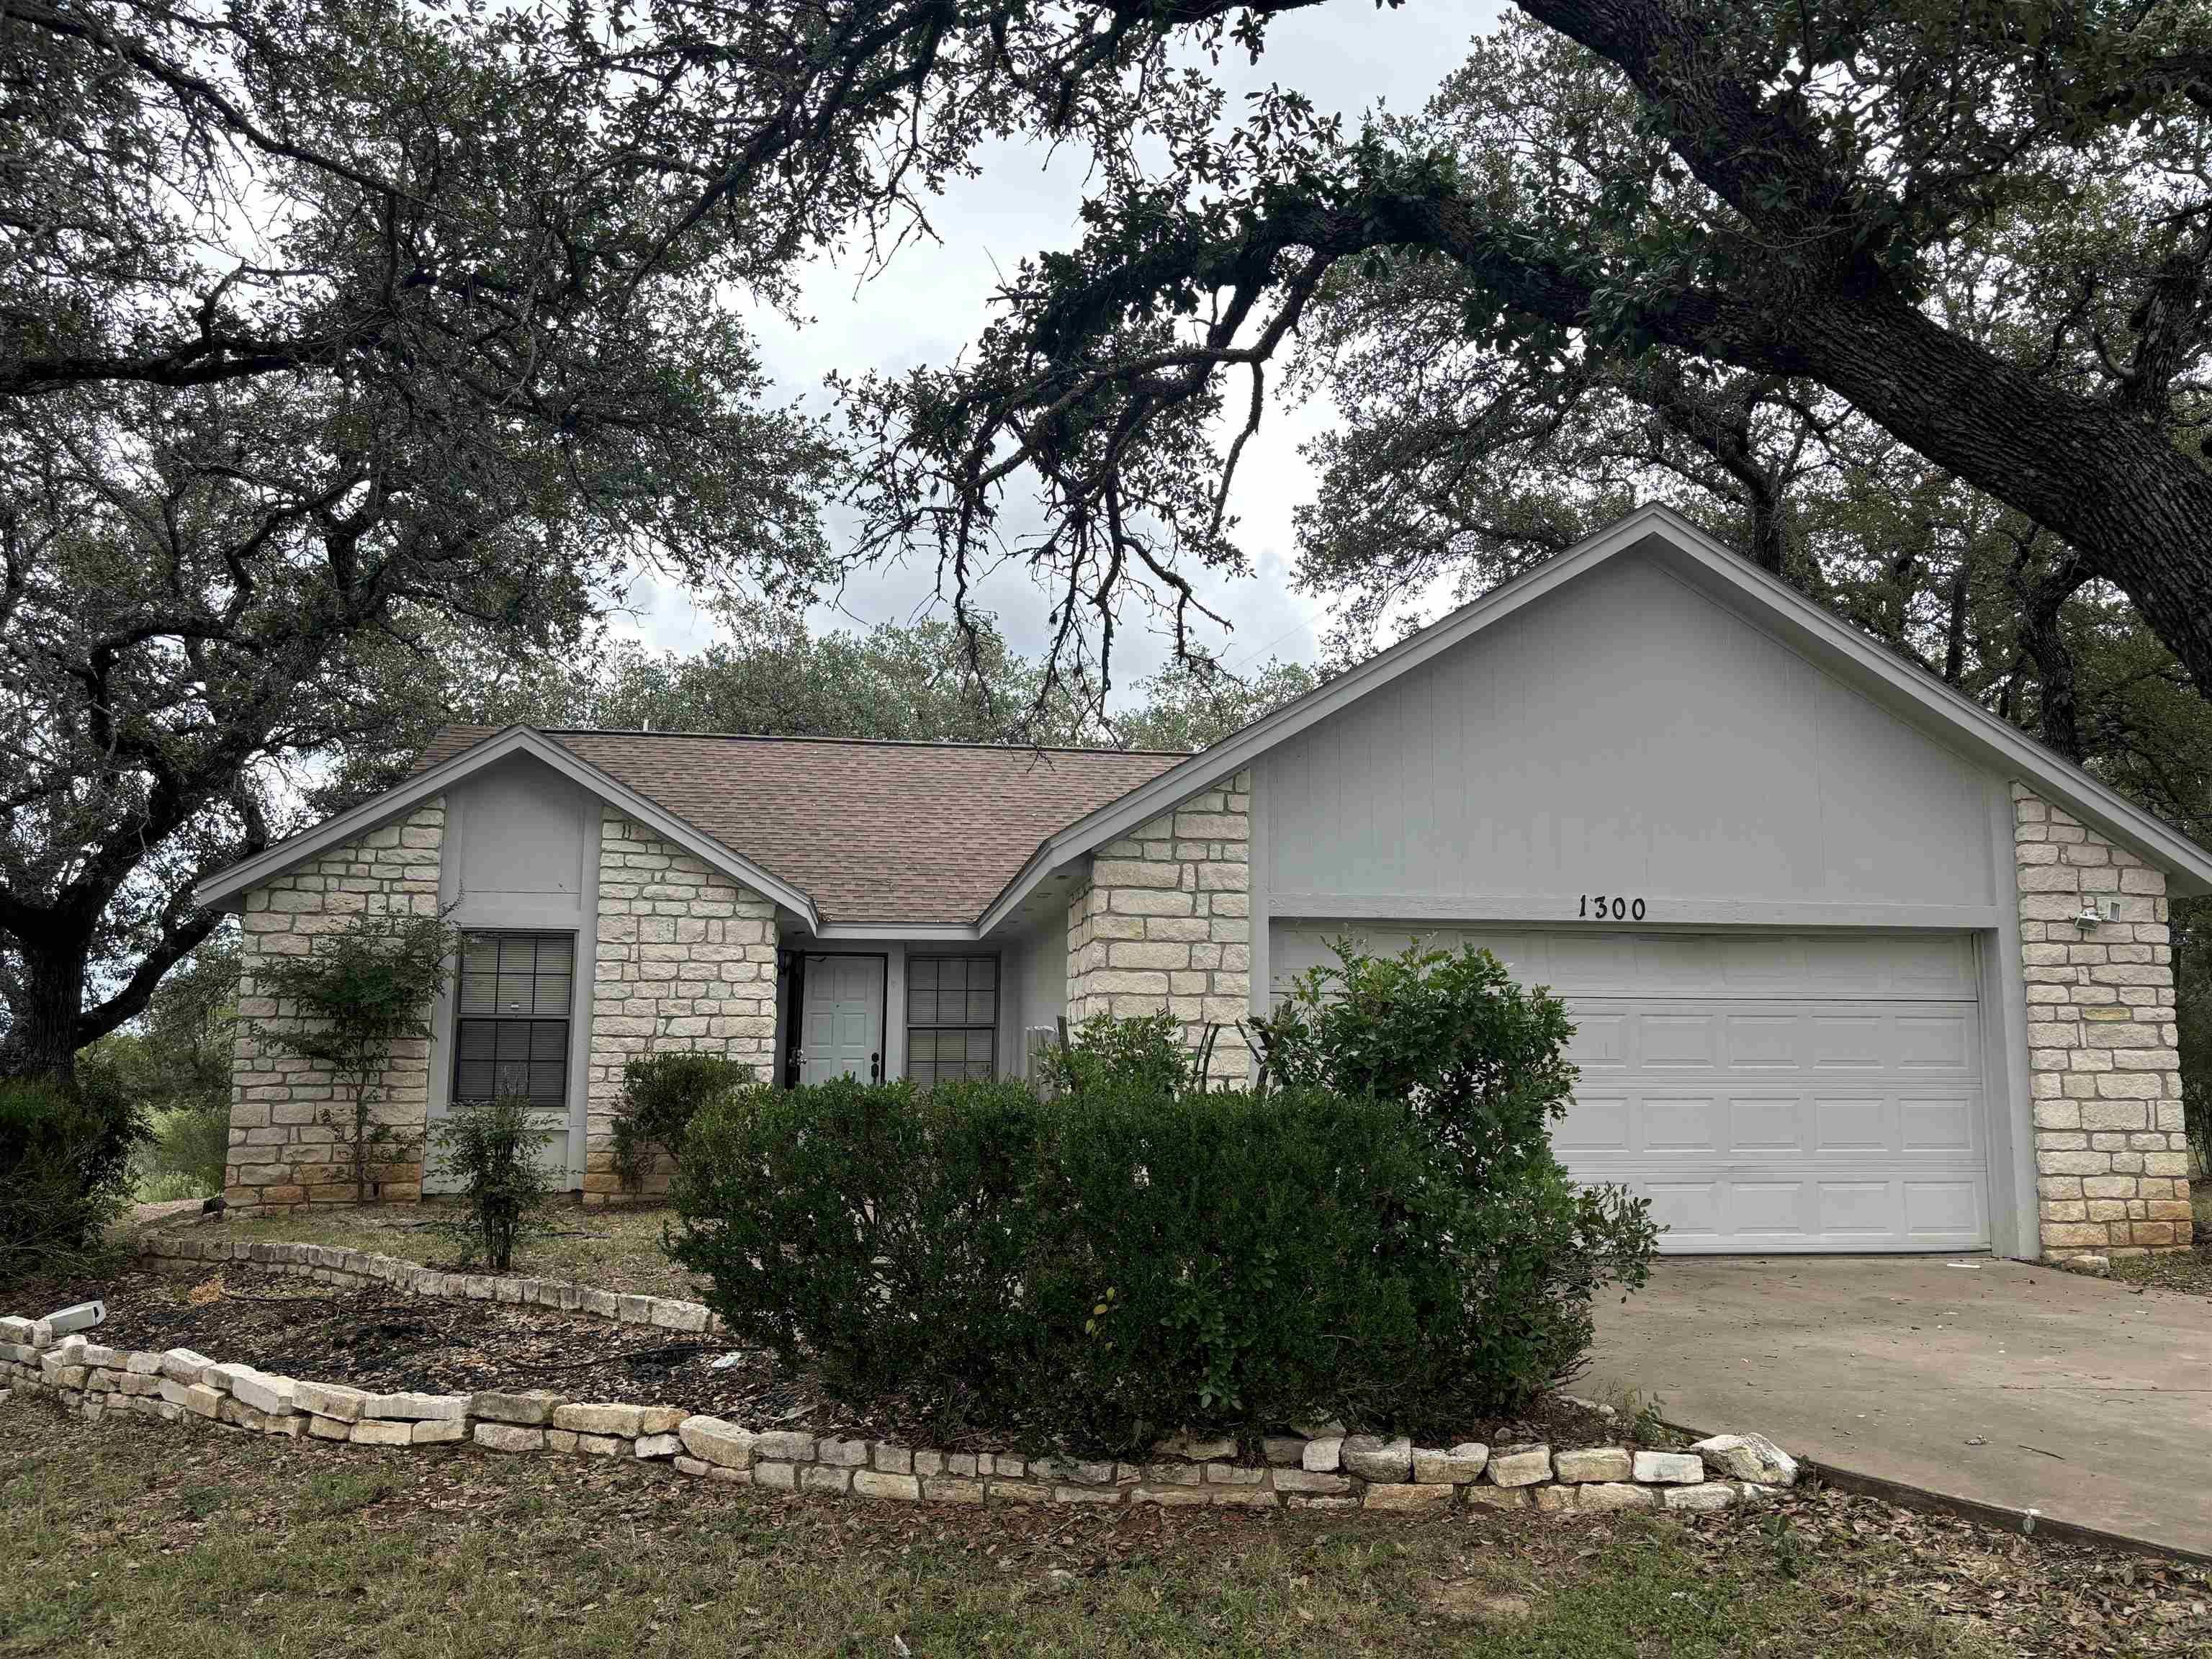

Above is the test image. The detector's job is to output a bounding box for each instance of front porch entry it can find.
[795,953,886,1085]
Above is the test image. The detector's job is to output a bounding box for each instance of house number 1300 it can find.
[1579,894,1647,920]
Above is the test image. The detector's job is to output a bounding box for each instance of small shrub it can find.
[612,1052,753,1190]
[431,1093,558,1272]
[0,1070,145,1278]
[1033,1012,1194,1099]
[253,909,458,1204]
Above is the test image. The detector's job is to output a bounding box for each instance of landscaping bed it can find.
[30,1256,1641,1460]
[5,1398,2207,1659]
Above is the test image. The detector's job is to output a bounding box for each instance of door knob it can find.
[870,1051,881,1084]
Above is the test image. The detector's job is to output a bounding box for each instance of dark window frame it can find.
[451,930,575,1108]
[904,955,1000,1087]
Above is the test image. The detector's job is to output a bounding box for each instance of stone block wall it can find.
[1064,770,1253,1083]
[225,801,446,1215]
[585,809,778,1203]
[2013,786,2193,1259]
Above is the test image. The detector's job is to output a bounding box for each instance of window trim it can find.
[450,929,577,1108]
[903,953,1002,1086]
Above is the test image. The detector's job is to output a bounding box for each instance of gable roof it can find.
[194,724,1184,930]
[977,503,2212,927]
[414,727,1182,927]
[192,727,830,925]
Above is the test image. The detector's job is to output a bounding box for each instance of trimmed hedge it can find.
[669,949,1658,1454]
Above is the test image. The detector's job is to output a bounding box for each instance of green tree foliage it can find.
[790,0,2212,715]
[91,936,240,1197]
[0,1066,145,1280]
[611,1051,756,1191]
[508,605,1321,754]
[0,0,838,1081]
[251,910,459,1206]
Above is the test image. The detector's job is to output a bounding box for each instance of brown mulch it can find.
[17,1260,1639,1459]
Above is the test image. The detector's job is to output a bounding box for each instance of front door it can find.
[800,954,886,1084]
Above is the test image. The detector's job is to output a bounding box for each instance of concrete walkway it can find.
[1586,1257,2212,1560]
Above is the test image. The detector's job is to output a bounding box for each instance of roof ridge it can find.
[525,726,1192,758]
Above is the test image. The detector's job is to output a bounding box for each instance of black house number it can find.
[1578,894,1647,921]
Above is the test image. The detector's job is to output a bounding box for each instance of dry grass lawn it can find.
[4,1393,2206,1658]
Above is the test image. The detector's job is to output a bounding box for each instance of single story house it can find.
[197,506,2210,1260]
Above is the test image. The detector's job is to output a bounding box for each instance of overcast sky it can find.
[621,1,1501,703]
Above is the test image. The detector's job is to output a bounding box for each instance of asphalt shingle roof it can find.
[416,727,1185,927]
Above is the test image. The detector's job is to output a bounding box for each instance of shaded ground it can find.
[4,1395,2205,1659]
[1587,1255,2212,1563]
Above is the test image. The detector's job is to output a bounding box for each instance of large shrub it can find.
[611,1051,754,1190]
[1254,939,1660,1400]
[0,1069,145,1278]
[670,952,1658,1452]
[670,1075,1060,1433]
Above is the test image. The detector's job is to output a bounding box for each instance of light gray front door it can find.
[800,954,886,1084]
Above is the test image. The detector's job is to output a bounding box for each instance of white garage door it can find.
[1269,925,1990,1253]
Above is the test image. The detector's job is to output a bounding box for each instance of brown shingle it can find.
[415,727,1184,927]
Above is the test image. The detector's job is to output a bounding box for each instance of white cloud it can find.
[638,1,1501,704]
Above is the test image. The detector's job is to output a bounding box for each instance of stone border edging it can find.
[1,1308,1798,1518]
[136,1228,718,1336]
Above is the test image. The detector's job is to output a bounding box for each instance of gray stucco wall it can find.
[1259,554,1999,920]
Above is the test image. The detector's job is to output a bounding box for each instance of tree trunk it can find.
[0,937,89,1082]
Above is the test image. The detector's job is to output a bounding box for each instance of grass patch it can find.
[3,1394,2204,1658]
[182,1201,701,1301]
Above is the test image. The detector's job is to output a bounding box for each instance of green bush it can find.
[612,1051,755,1189]
[0,1070,146,1277]
[149,1099,230,1195]
[670,1075,1058,1432]
[670,948,1659,1452]
[431,1094,559,1272]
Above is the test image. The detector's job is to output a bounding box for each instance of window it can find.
[906,956,998,1087]
[452,932,573,1107]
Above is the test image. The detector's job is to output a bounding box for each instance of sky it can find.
[619,0,1501,706]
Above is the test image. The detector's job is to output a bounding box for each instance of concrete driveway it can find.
[1585,1257,2212,1560]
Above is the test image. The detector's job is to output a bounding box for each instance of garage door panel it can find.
[1270,924,1982,1002]
[1271,923,1990,1252]
[1581,1170,1990,1251]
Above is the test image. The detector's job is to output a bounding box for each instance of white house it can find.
[197,506,2212,1261]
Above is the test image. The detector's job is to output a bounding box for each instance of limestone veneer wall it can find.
[2014,786,2193,1258]
[1064,770,1252,1083]
[585,809,778,1203]
[225,801,446,1215]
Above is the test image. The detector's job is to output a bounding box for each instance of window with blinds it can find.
[906,956,998,1087]
[452,932,573,1107]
